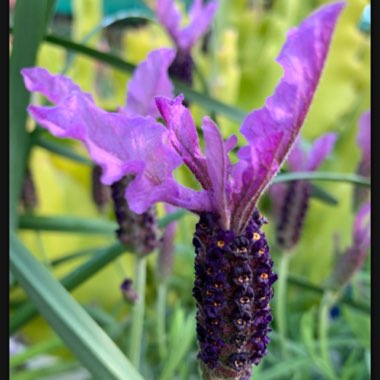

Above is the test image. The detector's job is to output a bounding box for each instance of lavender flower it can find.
[330,201,370,290]
[156,0,218,85]
[353,111,371,209]
[22,3,344,378]
[269,133,337,251]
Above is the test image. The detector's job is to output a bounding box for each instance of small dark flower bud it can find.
[21,168,38,212]
[120,278,139,303]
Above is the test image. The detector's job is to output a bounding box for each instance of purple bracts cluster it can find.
[111,176,158,255]
[193,209,277,378]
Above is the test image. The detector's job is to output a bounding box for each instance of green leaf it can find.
[287,274,370,314]
[158,209,187,229]
[9,0,56,229]
[10,242,127,333]
[310,184,339,206]
[159,306,196,380]
[10,361,82,380]
[258,357,312,380]
[10,336,63,368]
[272,172,370,187]
[10,232,143,380]
[18,215,117,234]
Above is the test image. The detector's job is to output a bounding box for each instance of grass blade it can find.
[10,242,127,333]
[10,232,143,380]
[9,0,56,229]
[272,172,370,187]
[18,215,117,234]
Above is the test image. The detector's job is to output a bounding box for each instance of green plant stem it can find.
[156,282,168,360]
[276,252,291,358]
[318,291,339,380]
[128,256,147,370]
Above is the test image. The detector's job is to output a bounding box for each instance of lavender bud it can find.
[120,278,139,303]
[91,165,111,212]
[21,168,38,212]
[111,175,158,254]
[168,50,194,87]
[193,210,277,379]
[276,180,312,251]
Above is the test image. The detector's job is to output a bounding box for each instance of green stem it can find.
[156,282,168,360]
[318,291,339,380]
[128,256,147,370]
[276,253,291,357]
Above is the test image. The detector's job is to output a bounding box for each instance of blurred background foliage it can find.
[10,0,370,379]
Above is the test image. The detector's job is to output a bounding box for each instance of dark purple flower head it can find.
[156,0,218,54]
[269,133,337,250]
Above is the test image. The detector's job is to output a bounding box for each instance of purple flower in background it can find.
[269,133,337,251]
[22,2,344,378]
[156,0,218,54]
[22,48,176,253]
[156,0,218,85]
[353,111,371,208]
[330,201,370,290]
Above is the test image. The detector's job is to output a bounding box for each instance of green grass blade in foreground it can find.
[9,0,56,229]
[10,232,143,380]
[18,215,117,234]
[43,34,245,123]
[19,210,187,233]
[273,172,370,187]
[10,242,126,333]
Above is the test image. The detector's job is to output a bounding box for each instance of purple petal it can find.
[240,2,345,171]
[123,48,176,118]
[126,177,212,214]
[202,117,229,228]
[177,0,218,52]
[232,132,284,232]
[21,67,93,104]
[27,93,178,186]
[156,0,182,47]
[357,111,371,169]
[156,95,211,190]
[156,0,218,52]
[305,133,337,171]
[353,201,371,250]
